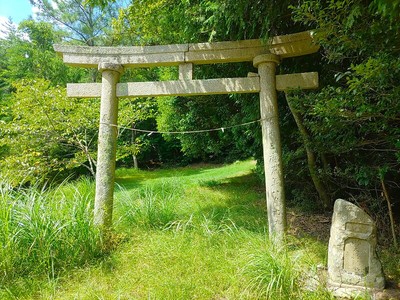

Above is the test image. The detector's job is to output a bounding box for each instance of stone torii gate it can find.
[54,31,319,243]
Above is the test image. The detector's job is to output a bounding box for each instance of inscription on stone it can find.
[343,238,370,275]
[345,222,372,234]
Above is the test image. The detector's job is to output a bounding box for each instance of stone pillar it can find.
[253,54,286,244]
[179,63,193,80]
[94,63,124,230]
[328,199,384,298]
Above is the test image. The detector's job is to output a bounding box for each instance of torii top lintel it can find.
[53,31,319,68]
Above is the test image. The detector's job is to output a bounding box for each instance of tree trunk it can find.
[381,178,398,249]
[133,154,138,169]
[131,123,139,169]
[285,93,331,209]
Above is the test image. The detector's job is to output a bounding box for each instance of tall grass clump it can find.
[117,179,183,229]
[0,181,17,282]
[243,240,300,299]
[0,177,102,284]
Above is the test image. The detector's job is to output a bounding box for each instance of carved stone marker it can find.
[328,199,385,298]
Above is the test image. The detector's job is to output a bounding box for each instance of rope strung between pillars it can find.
[100,118,269,135]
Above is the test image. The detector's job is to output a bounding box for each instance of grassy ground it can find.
[0,160,376,299]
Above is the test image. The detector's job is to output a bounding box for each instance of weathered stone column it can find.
[94,63,124,230]
[253,54,286,244]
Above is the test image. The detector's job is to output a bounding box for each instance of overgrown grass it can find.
[244,243,299,299]
[1,160,333,299]
[116,178,184,230]
[0,178,102,298]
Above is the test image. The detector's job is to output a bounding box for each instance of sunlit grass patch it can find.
[115,160,256,187]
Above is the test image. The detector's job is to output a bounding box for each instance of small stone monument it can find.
[327,199,385,298]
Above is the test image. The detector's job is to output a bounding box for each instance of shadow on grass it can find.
[114,160,269,234]
[115,164,224,190]
[193,173,269,233]
[116,169,269,235]
[115,161,255,191]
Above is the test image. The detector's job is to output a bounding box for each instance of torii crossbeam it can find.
[54,31,319,244]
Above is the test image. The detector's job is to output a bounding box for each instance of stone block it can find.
[54,31,320,67]
[327,199,385,298]
[276,72,318,91]
[66,78,261,98]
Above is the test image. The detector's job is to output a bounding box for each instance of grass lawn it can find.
[1,160,334,299]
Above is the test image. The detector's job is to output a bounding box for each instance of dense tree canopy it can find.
[289,0,400,210]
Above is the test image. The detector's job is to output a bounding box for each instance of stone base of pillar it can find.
[327,280,383,299]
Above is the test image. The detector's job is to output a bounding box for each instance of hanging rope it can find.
[100,118,264,135]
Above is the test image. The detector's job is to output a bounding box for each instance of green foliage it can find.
[288,0,400,213]
[30,0,123,46]
[156,93,260,161]
[84,0,116,8]
[116,96,179,167]
[152,61,262,162]
[0,20,85,97]
[114,0,193,45]
[1,78,164,184]
[372,0,400,21]
[112,0,301,167]
[291,0,400,63]
[114,0,297,45]
[0,77,174,185]
[0,79,99,185]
